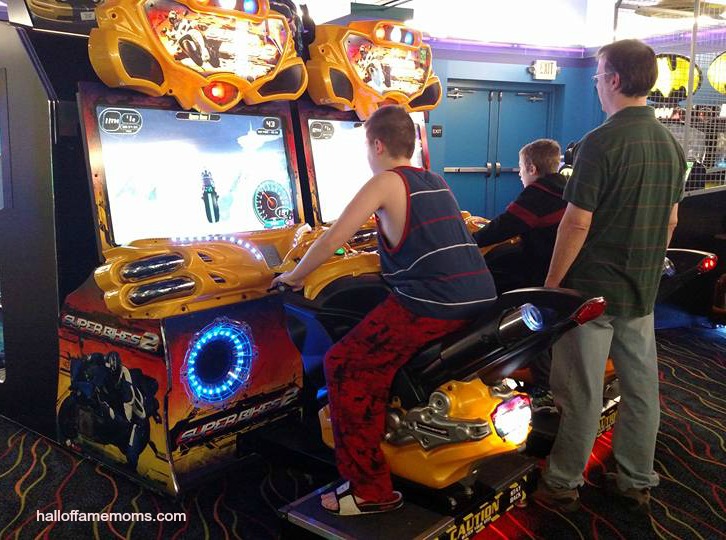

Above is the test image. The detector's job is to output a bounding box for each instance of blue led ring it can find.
[182,318,256,404]
[520,303,544,331]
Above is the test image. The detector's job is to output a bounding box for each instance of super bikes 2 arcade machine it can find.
[265,19,608,540]
[56,0,320,495]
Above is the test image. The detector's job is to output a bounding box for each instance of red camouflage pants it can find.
[323,294,469,502]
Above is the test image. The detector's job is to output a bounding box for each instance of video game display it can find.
[307,114,426,223]
[146,0,286,78]
[95,105,297,245]
[346,34,430,96]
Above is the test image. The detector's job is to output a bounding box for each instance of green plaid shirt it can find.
[563,106,685,317]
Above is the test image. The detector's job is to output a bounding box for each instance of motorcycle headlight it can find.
[491,395,531,445]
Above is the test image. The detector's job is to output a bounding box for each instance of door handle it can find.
[485,162,492,178]
[444,166,489,173]
[499,167,520,174]
[494,162,502,177]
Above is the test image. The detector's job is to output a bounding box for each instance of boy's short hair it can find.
[598,39,657,98]
[364,105,415,159]
[520,139,561,175]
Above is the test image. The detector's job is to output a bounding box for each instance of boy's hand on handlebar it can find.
[270,272,304,292]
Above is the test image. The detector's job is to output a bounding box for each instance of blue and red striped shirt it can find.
[377,167,497,320]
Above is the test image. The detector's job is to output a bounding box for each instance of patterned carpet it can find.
[476,326,726,540]
[0,327,724,540]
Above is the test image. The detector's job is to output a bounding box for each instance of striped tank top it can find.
[377,166,497,320]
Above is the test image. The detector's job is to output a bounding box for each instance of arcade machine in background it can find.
[650,53,726,324]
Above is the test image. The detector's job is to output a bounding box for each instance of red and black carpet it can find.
[0,327,723,540]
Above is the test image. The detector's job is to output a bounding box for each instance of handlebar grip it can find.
[273,283,294,293]
[267,275,295,294]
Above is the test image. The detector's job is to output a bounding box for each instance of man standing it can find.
[534,39,685,513]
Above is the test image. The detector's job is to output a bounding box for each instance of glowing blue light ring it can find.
[520,303,544,332]
[182,318,256,404]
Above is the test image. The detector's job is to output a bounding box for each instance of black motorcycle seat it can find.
[390,287,591,406]
[404,287,586,373]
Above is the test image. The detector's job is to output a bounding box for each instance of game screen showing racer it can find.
[308,114,426,223]
[95,105,296,245]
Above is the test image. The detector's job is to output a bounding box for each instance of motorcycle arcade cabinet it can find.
[53,0,321,495]
[277,21,560,540]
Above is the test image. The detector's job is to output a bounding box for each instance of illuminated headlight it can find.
[491,395,531,445]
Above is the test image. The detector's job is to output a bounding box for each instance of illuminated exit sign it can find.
[530,60,558,80]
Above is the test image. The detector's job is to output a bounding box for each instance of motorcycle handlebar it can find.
[267,274,296,294]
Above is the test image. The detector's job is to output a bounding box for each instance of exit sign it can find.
[530,60,558,80]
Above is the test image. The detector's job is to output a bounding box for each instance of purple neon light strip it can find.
[424,36,587,58]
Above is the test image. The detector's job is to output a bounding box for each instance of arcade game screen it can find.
[93,105,297,245]
[307,113,426,223]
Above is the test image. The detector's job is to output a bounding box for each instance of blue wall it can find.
[425,47,604,177]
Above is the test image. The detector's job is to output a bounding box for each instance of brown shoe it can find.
[532,477,580,512]
[603,473,651,514]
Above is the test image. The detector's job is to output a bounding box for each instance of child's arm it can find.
[472,187,543,247]
[473,210,531,247]
[271,172,395,289]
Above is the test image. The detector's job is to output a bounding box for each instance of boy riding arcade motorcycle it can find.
[270,105,607,515]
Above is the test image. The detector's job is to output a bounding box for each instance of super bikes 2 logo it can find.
[62,314,160,353]
[173,386,300,448]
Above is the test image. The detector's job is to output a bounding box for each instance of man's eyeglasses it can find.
[592,72,614,83]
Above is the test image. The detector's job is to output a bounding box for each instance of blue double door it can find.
[444,85,553,218]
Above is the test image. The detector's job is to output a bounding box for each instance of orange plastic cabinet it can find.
[306,20,442,120]
[88,0,307,112]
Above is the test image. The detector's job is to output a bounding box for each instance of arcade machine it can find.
[53,0,325,495]
[270,19,606,540]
